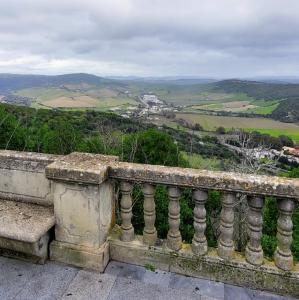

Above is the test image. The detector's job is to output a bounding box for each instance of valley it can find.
[1,73,299,144]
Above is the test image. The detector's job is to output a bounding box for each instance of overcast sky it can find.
[0,0,299,78]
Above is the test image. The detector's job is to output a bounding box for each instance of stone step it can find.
[0,199,55,263]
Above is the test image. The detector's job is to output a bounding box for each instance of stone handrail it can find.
[0,150,298,296]
[108,161,299,198]
[109,161,298,272]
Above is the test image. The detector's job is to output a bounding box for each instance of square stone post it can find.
[45,152,118,271]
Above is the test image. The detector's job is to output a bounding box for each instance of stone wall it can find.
[0,150,59,206]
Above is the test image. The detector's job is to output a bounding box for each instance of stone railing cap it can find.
[108,162,299,199]
[46,152,119,184]
[0,150,59,163]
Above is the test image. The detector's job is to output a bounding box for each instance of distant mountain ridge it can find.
[210,79,299,99]
[0,73,116,92]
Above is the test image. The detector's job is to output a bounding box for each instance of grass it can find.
[144,264,156,272]
[181,152,222,170]
[246,128,299,144]
[162,92,256,106]
[186,97,280,115]
[172,113,299,143]
[16,87,138,110]
[246,100,280,115]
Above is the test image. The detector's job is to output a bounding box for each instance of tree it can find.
[216,126,226,134]
[41,118,82,155]
[0,107,26,150]
[279,135,294,147]
[122,128,186,167]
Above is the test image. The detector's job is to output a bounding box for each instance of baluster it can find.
[167,186,182,251]
[143,183,157,246]
[274,198,294,271]
[192,189,208,255]
[120,181,134,242]
[218,192,235,260]
[245,196,264,266]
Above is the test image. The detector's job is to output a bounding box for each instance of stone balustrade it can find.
[0,151,298,297]
[108,162,298,268]
[108,161,299,297]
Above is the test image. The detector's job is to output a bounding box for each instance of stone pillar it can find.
[274,198,294,271]
[245,196,264,266]
[120,181,134,242]
[46,152,118,271]
[192,189,208,255]
[218,192,235,260]
[167,186,182,251]
[143,183,157,246]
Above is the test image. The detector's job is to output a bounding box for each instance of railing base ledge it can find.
[109,228,299,298]
[50,240,109,272]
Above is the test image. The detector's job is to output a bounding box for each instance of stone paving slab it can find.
[169,272,224,299]
[107,276,202,300]
[0,257,296,300]
[62,271,116,300]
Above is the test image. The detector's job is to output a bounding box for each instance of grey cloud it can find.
[0,0,299,77]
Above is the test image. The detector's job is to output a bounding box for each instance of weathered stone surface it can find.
[62,270,116,300]
[143,183,157,246]
[217,192,235,260]
[120,181,134,242]
[192,189,208,256]
[0,199,54,262]
[0,150,57,205]
[108,276,201,300]
[109,231,170,272]
[109,162,299,199]
[0,150,58,165]
[275,198,295,271]
[167,186,182,251]
[13,261,79,300]
[109,229,299,298]
[0,233,50,263]
[0,199,54,243]
[0,256,294,300]
[169,273,224,299]
[245,196,264,266]
[52,181,113,248]
[46,152,118,184]
[50,240,109,271]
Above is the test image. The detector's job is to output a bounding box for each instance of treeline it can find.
[213,79,299,100]
[0,103,233,161]
[271,96,299,122]
[226,131,294,150]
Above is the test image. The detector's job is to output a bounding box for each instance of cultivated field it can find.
[191,100,257,112]
[15,87,138,110]
[174,113,299,142]
[43,96,98,108]
[185,96,280,115]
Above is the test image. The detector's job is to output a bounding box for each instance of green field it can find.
[174,113,299,143]
[185,95,280,115]
[246,128,299,144]
[15,87,138,110]
[181,152,222,170]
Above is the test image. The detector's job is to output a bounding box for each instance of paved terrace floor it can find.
[0,256,295,300]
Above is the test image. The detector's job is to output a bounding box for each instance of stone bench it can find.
[0,151,58,262]
[0,199,55,263]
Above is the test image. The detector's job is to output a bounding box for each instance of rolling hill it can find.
[0,73,119,92]
[0,73,299,123]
